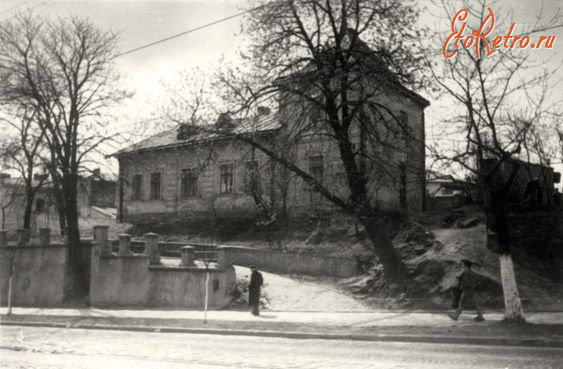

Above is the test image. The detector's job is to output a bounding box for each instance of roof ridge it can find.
[113,113,281,157]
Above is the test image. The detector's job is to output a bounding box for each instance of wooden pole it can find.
[204,269,210,323]
[7,275,12,316]
[7,260,14,315]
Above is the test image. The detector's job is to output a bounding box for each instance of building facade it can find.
[115,87,429,224]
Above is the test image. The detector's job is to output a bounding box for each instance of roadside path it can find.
[3,326,562,369]
[2,307,562,348]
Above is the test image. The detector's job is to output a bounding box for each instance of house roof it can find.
[112,112,280,157]
[427,173,471,184]
[275,30,430,108]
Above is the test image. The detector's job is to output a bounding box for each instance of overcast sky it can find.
[1,0,562,173]
[0,0,248,123]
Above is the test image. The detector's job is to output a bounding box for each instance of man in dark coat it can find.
[448,259,484,321]
[249,266,263,316]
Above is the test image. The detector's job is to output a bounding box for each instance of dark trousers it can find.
[250,288,260,316]
[452,287,462,308]
[451,291,482,319]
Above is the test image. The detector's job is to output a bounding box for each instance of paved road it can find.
[1,327,562,369]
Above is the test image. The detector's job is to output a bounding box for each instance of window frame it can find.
[181,167,199,198]
[219,163,235,194]
[149,172,162,200]
[131,174,143,201]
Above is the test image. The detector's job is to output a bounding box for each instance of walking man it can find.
[448,259,485,321]
[249,266,263,316]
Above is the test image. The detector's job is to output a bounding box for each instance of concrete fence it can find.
[0,228,69,306]
[89,226,236,308]
[1,225,357,309]
[0,227,236,309]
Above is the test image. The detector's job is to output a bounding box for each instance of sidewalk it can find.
[1,307,562,348]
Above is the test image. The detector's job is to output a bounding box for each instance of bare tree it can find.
[0,13,129,301]
[428,0,563,321]
[1,110,48,232]
[186,0,430,283]
[0,171,20,230]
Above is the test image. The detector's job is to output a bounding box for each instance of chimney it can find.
[93,168,101,177]
[215,112,235,131]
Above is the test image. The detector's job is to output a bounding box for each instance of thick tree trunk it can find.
[62,177,88,304]
[499,253,525,321]
[362,216,407,283]
[486,181,525,322]
[22,191,34,231]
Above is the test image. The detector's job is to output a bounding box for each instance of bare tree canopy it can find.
[0,12,129,301]
[0,109,48,231]
[161,0,431,283]
[427,0,563,321]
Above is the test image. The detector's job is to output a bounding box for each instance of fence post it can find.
[118,234,132,255]
[17,229,29,246]
[93,225,110,256]
[39,228,51,246]
[61,227,68,245]
[0,230,7,247]
[216,246,231,267]
[180,246,195,266]
[144,233,160,265]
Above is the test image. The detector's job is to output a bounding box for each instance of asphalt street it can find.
[1,326,562,369]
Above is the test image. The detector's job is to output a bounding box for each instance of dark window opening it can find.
[35,198,45,212]
[150,172,161,200]
[181,168,199,197]
[220,164,234,194]
[132,174,142,201]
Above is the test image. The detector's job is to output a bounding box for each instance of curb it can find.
[2,320,562,348]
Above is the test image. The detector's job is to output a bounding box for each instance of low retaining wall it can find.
[89,228,236,308]
[217,246,358,278]
[0,245,67,306]
[0,227,237,309]
[89,252,236,308]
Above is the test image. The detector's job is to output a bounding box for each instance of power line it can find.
[0,0,45,17]
[117,6,262,57]
[0,0,28,16]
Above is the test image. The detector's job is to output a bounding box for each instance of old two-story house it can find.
[114,40,430,224]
